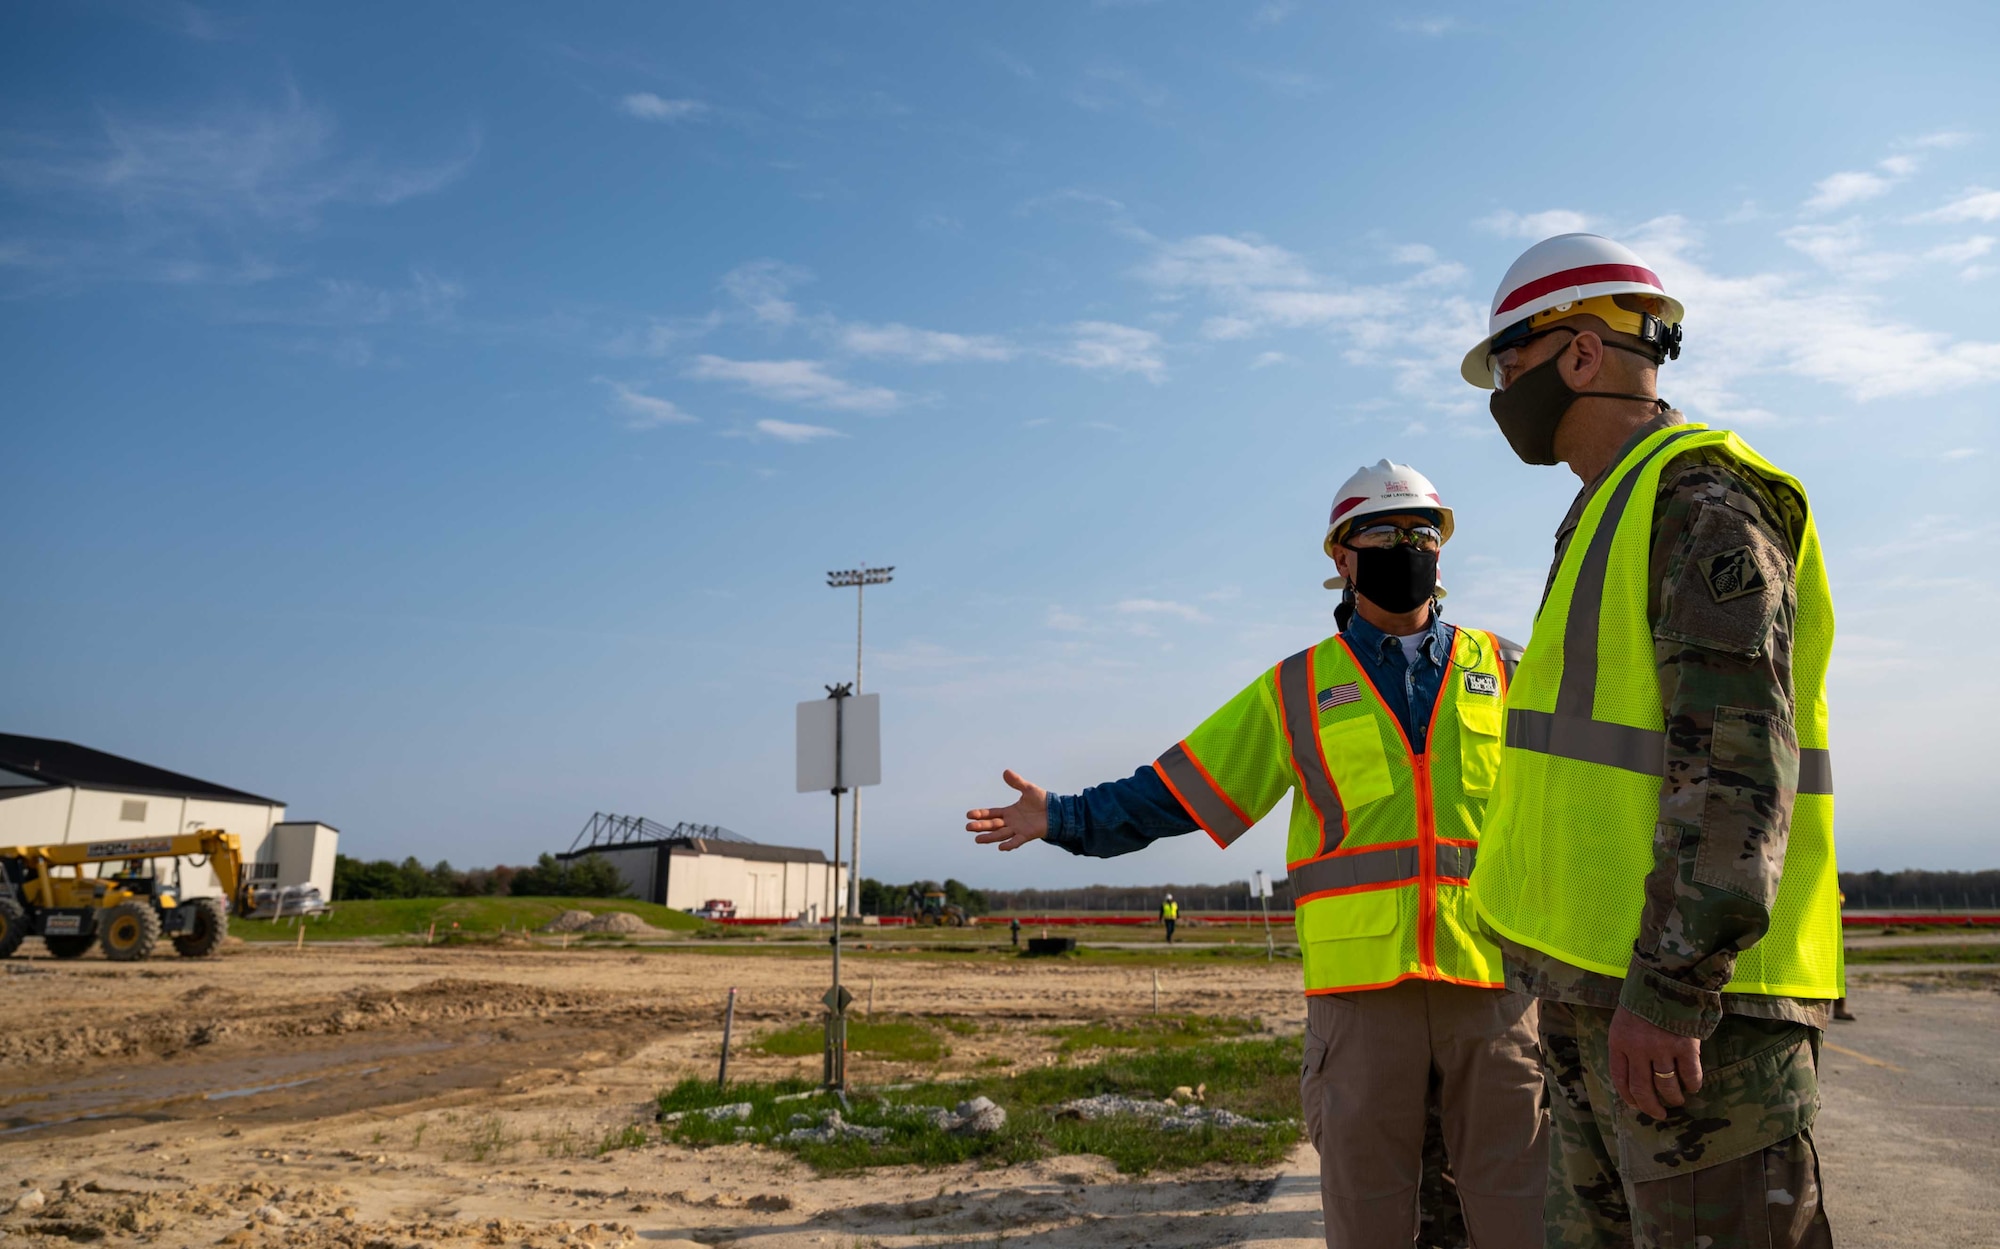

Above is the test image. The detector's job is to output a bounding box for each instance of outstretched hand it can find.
[966,769,1050,851]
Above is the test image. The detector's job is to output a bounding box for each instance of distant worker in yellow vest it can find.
[967,462,1549,1249]
[1160,893,1179,943]
[1460,233,1840,1248]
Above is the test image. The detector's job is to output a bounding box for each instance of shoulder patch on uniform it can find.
[1700,546,1767,604]
[1463,671,1499,696]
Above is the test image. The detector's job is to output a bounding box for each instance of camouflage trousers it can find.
[1539,1001,1833,1249]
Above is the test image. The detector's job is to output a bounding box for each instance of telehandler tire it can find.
[172,898,228,958]
[44,934,95,959]
[0,898,25,958]
[100,901,161,962]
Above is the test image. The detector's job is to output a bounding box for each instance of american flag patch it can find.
[1317,683,1362,713]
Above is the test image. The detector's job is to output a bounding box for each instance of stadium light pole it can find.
[827,564,893,919]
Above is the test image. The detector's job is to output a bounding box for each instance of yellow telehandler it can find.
[0,829,260,961]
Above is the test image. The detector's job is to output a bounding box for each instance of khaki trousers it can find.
[1303,980,1549,1249]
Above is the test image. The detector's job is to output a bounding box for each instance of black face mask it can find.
[1488,337,1665,466]
[1351,545,1438,615]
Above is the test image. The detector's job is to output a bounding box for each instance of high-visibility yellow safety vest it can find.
[1470,425,1843,997]
[1161,900,1179,920]
[1156,626,1512,994]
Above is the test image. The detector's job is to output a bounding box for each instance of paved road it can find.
[1817,976,2000,1247]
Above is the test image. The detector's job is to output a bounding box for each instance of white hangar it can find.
[556,813,845,920]
[0,733,337,902]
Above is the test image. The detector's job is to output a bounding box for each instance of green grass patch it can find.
[1046,1014,1262,1053]
[661,1032,1300,1175]
[757,1016,949,1062]
[230,896,707,942]
[1845,941,2000,964]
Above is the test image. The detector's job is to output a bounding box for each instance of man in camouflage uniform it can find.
[1461,235,1835,1249]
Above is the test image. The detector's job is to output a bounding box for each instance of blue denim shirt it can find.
[1043,611,1454,859]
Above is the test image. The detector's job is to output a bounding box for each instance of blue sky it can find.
[6,2,1998,889]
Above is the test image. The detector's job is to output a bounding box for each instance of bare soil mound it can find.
[578,912,662,935]
[539,910,597,933]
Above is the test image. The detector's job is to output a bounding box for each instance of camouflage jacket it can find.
[1500,410,1830,1038]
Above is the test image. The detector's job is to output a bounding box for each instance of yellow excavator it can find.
[0,829,258,961]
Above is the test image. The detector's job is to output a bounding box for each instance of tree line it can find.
[1838,869,2000,911]
[331,853,628,901]
[329,857,2000,912]
[857,878,989,916]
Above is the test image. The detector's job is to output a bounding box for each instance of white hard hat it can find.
[1322,459,1453,559]
[1459,233,1685,389]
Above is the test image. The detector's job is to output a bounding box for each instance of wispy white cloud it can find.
[597,378,697,429]
[835,322,1015,362]
[688,355,900,412]
[1250,351,1291,369]
[249,268,465,327]
[986,47,1037,82]
[1632,214,2000,409]
[1926,235,1995,266]
[1394,16,1463,36]
[1130,227,1480,405]
[1804,169,1895,213]
[1138,233,1315,293]
[1018,188,1128,216]
[159,3,234,41]
[619,93,708,122]
[1780,220,1910,282]
[0,88,475,227]
[0,88,474,289]
[1916,188,2000,224]
[1053,321,1165,381]
[1477,208,1596,239]
[1073,63,1169,111]
[1909,131,1975,150]
[1251,1,1297,26]
[1942,447,1983,460]
[719,259,807,326]
[601,311,723,358]
[752,418,843,443]
[1116,598,1209,623]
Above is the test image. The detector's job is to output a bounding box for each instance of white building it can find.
[557,813,845,920]
[0,733,337,901]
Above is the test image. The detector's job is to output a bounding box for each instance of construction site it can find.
[8,4,2000,1247]
[0,908,1993,1248]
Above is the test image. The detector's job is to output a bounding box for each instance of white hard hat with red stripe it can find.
[1322,459,1453,558]
[1459,233,1685,389]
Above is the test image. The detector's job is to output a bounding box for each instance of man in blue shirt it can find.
[967,460,1545,1249]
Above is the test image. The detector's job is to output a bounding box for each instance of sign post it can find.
[797,684,881,1090]
[1254,870,1275,962]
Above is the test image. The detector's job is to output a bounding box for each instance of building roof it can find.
[0,733,283,806]
[559,836,830,867]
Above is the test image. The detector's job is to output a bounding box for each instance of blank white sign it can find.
[796,693,881,793]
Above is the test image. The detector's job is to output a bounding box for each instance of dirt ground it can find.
[1,943,1994,1248]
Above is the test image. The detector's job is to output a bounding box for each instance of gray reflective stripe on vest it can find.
[1157,742,1252,846]
[1277,648,1347,853]
[1507,708,1665,774]
[1520,427,1835,795]
[1290,841,1477,898]
[1798,748,1832,796]
[1435,842,1477,880]
[1555,427,1704,722]
[1509,710,1834,796]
